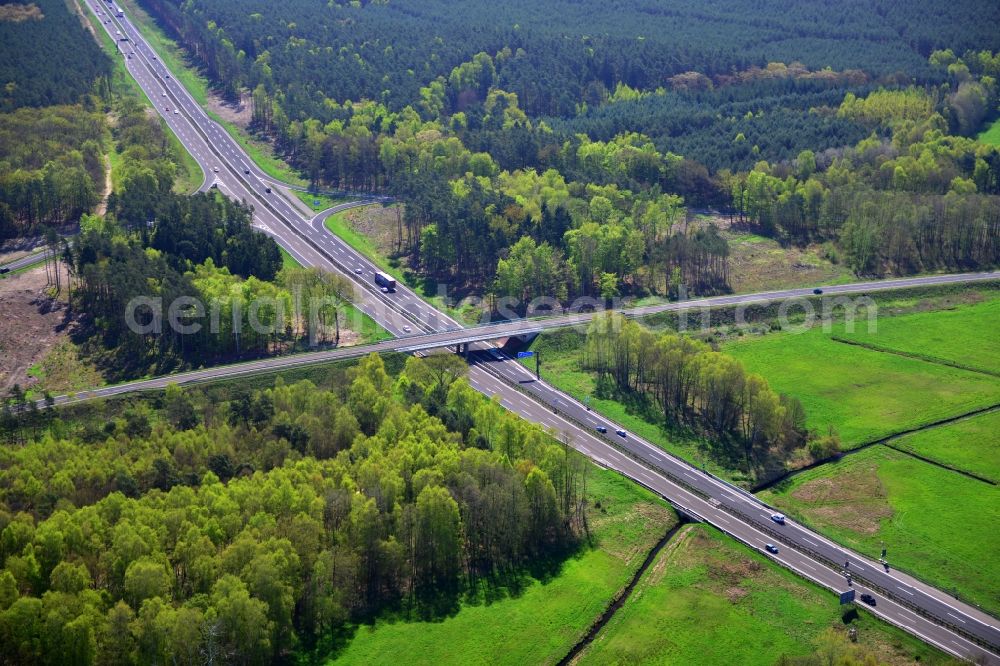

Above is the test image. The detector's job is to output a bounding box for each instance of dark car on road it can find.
[860,593,876,606]
[813,288,823,295]
[616,429,627,438]
[596,426,607,434]
[765,544,779,554]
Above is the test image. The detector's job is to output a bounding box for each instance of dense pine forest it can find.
[134,0,1000,297]
[0,1,999,664]
[0,0,110,109]
[0,0,113,238]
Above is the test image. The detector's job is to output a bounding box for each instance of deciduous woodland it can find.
[0,357,591,663]
[0,0,998,663]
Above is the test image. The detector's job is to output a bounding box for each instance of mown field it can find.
[760,446,1000,616]
[832,296,1000,375]
[888,410,1000,484]
[327,470,678,665]
[576,525,954,666]
[723,326,1000,447]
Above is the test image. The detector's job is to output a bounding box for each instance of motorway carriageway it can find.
[78,3,1000,661]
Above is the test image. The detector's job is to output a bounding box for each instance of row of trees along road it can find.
[583,313,839,473]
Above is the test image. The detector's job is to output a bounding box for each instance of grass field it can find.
[328,469,678,665]
[293,191,354,212]
[978,117,1000,146]
[577,525,954,666]
[278,246,301,271]
[760,446,1000,616]
[832,296,1000,375]
[888,410,1000,483]
[724,230,855,294]
[26,340,103,397]
[723,327,1000,447]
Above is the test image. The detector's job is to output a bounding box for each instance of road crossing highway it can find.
[73,2,1000,661]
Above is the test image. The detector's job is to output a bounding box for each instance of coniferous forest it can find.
[1,0,1000,663]
[135,0,1000,295]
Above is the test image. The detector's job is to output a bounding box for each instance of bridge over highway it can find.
[61,2,1000,660]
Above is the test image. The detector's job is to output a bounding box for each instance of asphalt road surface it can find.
[74,2,1000,661]
[0,249,51,273]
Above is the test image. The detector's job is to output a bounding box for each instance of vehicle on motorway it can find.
[374,271,396,292]
[165,74,170,79]
[616,429,627,438]
[212,166,219,173]
[151,54,156,60]
[354,268,363,275]
[209,181,218,189]
[860,593,876,606]
[265,187,271,193]
[813,288,824,295]
[765,543,779,554]
[244,168,251,174]
[402,325,412,333]
[173,109,179,114]
[771,513,786,524]
[488,348,504,361]
[596,426,607,434]
[162,93,166,98]
[0,267,10,275]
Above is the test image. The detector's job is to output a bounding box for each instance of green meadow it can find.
[723,327,1000,447]
[888,410,1000,483]
[760,446,1000,616]
[577,525,954,666]
[832,296,1000,375]
[328,470,678,665]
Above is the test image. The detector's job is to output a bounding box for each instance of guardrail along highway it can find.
[70,2,1000,661]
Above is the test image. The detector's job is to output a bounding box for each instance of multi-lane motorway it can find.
[74,2,1000,661]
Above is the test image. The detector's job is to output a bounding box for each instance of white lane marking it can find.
[947,612,966,624]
